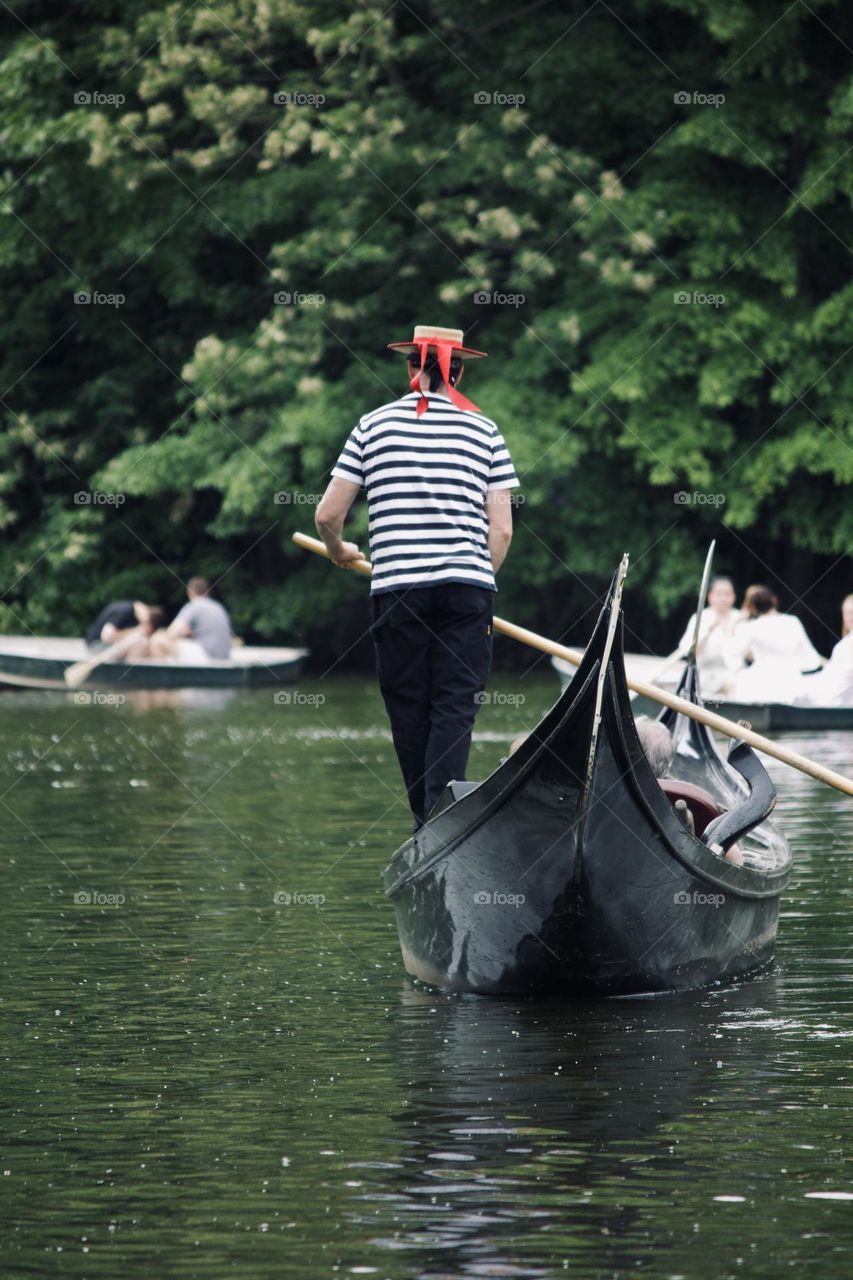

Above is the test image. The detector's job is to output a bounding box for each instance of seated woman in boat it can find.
[635,717,743,864]
[674,575,742,695]
[730,585,824,703]
[85,600,165,660]
[794,594,853,708]
[150,576,233,663]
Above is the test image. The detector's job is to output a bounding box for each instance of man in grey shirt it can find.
[166,576,232,660]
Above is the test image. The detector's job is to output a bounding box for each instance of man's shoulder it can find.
[443,402,501,436]
[358,396,414,429]
[183,597,229,621]
[470,410,500,435]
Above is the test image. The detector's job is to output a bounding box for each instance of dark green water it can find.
[2,675,852,1279]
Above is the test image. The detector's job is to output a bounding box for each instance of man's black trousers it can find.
[371,583,494,828]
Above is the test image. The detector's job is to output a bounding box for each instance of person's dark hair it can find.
[187,576,210,597]
[743,584,778,616]
[148,605,166,630]
[407,353,463,392]
[843,594,853,638]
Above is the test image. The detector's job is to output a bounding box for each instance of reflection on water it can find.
[1,679,852,1278]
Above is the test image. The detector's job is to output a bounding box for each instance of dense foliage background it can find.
[0,0,850,666]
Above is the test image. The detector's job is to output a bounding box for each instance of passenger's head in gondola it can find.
[707,575,735,615]
[742,584,778,618]
[842,594,853,637]
[634,717,674,780]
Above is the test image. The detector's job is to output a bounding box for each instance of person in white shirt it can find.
[794,594,853,707]
[731,584,823,703]
[675,575,742,695]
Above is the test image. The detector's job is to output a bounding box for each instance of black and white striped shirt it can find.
[332,391,519,595]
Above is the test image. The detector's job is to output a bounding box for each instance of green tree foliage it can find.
[0,1,850,658]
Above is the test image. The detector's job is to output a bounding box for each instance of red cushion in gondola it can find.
[659,778,723,837]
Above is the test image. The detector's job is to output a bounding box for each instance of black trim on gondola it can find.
[702,741,777,852]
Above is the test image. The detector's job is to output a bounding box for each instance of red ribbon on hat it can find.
[409,338,482,417]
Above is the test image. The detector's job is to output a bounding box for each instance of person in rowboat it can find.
[315,324,519,830]
[730,585,823,702]
[674,575,743,695]
[794,593,853,707]
[150,576,233,662]
[85,600,165,659]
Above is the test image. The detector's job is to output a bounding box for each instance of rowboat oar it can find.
[64,628,144,689]
[292,532,853,799]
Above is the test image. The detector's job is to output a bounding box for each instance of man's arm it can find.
[486,489,513,574]
[315,477,365,567]
[166,604,192,640]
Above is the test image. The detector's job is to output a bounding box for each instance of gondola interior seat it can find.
[658,778,722,836]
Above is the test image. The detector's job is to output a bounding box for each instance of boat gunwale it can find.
[0,638,309,689]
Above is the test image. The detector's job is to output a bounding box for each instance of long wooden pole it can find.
[292,532,853,799]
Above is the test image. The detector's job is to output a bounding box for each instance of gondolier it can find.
[315,324,519,828]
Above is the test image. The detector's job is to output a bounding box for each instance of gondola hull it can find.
[388,756,781,998]
[383,572,791,998]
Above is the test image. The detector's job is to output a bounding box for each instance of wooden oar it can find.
[293,531,853,799]
[64,628,145,689]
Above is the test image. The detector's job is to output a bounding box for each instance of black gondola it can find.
[381,560,792,997]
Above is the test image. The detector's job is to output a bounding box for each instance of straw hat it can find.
[387,325,487,359]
